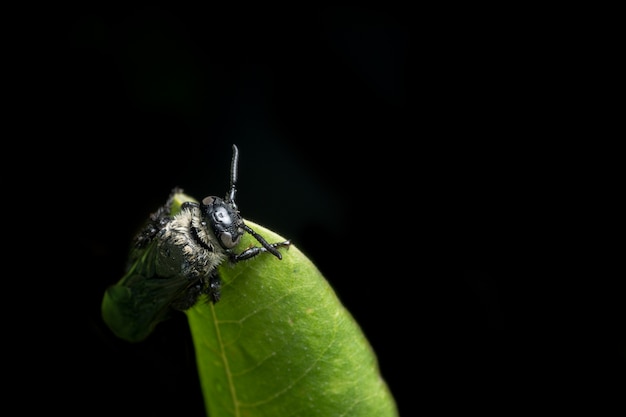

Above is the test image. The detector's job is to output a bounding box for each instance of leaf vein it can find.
[237,304,341,408]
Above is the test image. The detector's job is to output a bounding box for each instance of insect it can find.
[102,144,291,342]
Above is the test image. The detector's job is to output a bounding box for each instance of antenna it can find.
[227,144,239,207]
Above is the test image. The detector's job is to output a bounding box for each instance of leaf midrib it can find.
[211,301,241,417]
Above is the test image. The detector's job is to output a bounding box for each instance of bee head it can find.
[197,144,283,259]
[201,196,245,249]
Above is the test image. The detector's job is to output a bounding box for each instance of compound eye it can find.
[219,232,241,248]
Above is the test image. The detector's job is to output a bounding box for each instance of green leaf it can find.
[104,191,398,416]
[186,219,399,416]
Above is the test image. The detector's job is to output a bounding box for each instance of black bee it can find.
[102,144,290,342]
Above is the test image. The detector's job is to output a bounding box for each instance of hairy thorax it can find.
[154,206,228,279]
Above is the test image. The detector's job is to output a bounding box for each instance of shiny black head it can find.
[199,144,283,259]
[201,195,245,249]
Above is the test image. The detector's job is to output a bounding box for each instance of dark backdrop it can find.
[14,5,624,416]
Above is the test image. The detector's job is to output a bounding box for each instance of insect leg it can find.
[133,188,183,249]
[231,240,291,262]
[208,274,221,303]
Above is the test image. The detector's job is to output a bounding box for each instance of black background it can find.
[12,5,624,416]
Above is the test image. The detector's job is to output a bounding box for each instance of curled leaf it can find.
[187,220,399,416]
